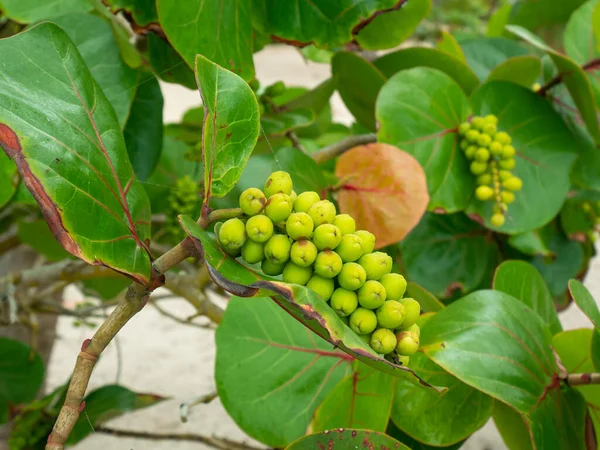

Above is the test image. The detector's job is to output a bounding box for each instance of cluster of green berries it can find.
[216,171,422,362]
[458,114,523,227]
[167,176,199,240]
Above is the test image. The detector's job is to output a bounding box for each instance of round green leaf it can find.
[508,231,553,258]
[492,401,534,450]
[285,429,409,450]
[261,109,314,136]
[421,290,556,413]
[460,37,529,80]
[468,81,578,234]
[436,31,466,62]
[391,352,493,446]
[509,0,588,31]
[376,68,471,212]
[569,279,600,330]
[487,3,512,37]
[147,33,196,90]
[386,421,464,450]
[593,329,600,371]
[0,0,91,23]
[0,152,17,208]
[487,56,542,87]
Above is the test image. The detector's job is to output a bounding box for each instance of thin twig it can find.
[179,391,218,423]
[311,134,377,164]
[150,299,214,329]
[537,57,600,96]
[566,373,600,386]
[286,131,308,154]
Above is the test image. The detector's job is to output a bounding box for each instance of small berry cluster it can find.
[216,171,421,363]
[458,115,523,227]
[167,176,200,240]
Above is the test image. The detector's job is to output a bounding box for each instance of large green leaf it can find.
[147,33,196,90]
[332,52,386,131]
[0,152,17,207]
[103,0,158,27]
[0,338,44,424]
[460,37,529,80]
[493,401,534,450]
[509,0,588,31]
[507,25,600,143]
[285,429,409,450]
[273,147,327,194]
[373,47,479,95]
[391,352,493,446]
[569,279,600,330]
[487,56,541,87]
[123,72,164,181]
[313,361,394,433]
[508,231,553,257]
[386,421,464,450]
[468,82,578,233]
[261,109,314,136]
[157,0,254,81]
[400,213,499,299]
[195,54,260,199]
[493,261,562,335]
[48,12,139,128]
[0,0,91,23]
[376,68,471,212]
[0,23,153,283]
[421,290,557,414]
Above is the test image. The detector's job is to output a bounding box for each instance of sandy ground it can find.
[40,45,600,450]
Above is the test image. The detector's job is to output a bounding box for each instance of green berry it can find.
[336,234,364,262]
[219,218,246,250]
[282,262,313,285]
[286,212,314,240]
[312,224,343,250]
[470,117,485,130]
[494,131,511,145]
[265,193,293,223]
[359,252,392,280]
[458,122,471,135]
[290,190,298,203]
[290,239,318,267]
[470,161,488,175]
[358,280,387,309]
[499,170,512,181]
[241,240,264,264]
[477,174,492,185]
[482,123,497,136]
[314,250,343,278]
[402,323,420,338]
[239,188,266,216]
[264,234,292,264]
[376,300,406,329]
[498,158,515,170]
[307,200,337,226]
[330,288,359,317]
[475,185,494,201]
[489,141,503,156]
[338,262,367,291]
[333,214,356,235]
[380,273,407,300]
[294,191,321,213]
[370,328,397,354]
[501,145,516,159]
[264,171,293,197]
[307,275,335,301]
[490,213,505,227]
[503,176,522,191]
[465,145,478,159]
[349,307,378,335]
[465,129,480,143]
[396,355,410,366]
[399,298,420,328]
[476,134,492,147]
[475,148,490,162]
[485,114,498,124]
[261,259,286,276]
[355,230,376,254]
[501,191,515,204]
[460,139,470,151]
[396,331,419,356]
[246,215,274,243]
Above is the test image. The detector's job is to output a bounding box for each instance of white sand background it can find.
[42,45,600,450]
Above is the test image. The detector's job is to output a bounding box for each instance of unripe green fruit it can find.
[241,240,264,264]
[349,307,378,335]
[494,131,511,145]
[265,81,286,97]
[286,212,314,240]
[501,191,515,204]
[470,161,488,175]
[290,239,318,267]
[264,170,293,197]
[490,213,505,227]
[358,280,387,309]
[376,300,406,329]
[330,288,359,317]
[485,114,498,124]
[338,262,367,291]
[307,200,337,226]
[475,148,490,162]
[239,188,266,216]
[294,191,320,213]
[396,331,419,356]
[264,234,292,264]
[265,193,293,223]
[482,123,497,136]
[219,218,246,250]
[476,134,492,147]
[312,224,342,250]
[370,328,397,354]
[246,215,274,243]
[503,176,522,191]
[355,230,376,254]
[380,273,407,300]
[498,158,515,170]
[499,170,512,181]
[475,185,494,201]
[261,259,286,276]
[458,122,471,135]
[314,250,343,278]
[477,174,492,185]
[333,214,356,235]
[460,139,469,151]
[470,117,485,130]
[307,275,335,301]
[402,323,421,338]
[465,129,480,143]
[399,298,420,328]
[359,252,392,280]
[465,145,477,159]
[336,234,364,262]
[282,262,313,285]
[396,355,410,366]
[489,141,503,156]
[290,190,297,203]
[501,145,516,159]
